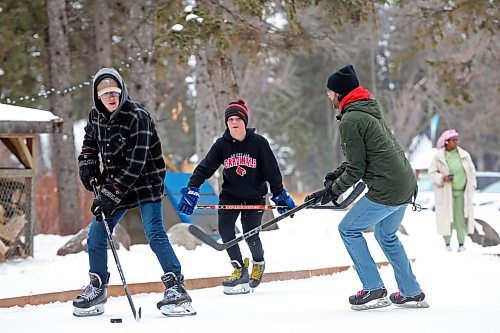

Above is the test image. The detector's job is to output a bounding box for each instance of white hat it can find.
[97,77,122,97]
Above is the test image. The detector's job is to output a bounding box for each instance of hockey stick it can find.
[195,204,287,210]
[195,204,350,210]
[189,182,366,251]
[91,180,141,321]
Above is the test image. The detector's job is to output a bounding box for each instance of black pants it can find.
[218,198,265,265]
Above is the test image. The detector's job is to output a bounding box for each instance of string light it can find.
[2,5,201,106]
[1,48,154,105]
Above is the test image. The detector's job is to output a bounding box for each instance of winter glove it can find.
[323,175,340,206]
[324,169,343,191]
[305,189,327,205]
[91,184,124,221]
[305,188,340,206]
[321,186,340,206]
[324,179,335,195]
[78,152,103,192]
[271,189,296,215]
[177,187,200,215]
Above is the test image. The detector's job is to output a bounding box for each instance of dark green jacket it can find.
[330,99,416,206]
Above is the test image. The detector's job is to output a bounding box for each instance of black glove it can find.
[91,184,124,221]
[78,152,103,192]
[324,178,335,195]
[304,189,327,205]
[321,187,340,206]
[323,174,340,206]
[305,188,340,206]
[324,169,343,190]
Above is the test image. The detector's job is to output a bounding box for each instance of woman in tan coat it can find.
[428,129,476,252]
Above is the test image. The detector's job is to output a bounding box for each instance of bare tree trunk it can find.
[194,50,222,158]
[127,0,156,118]
[493,158,500,171]
[383,67,432,150]
[193,33,239,193]
[474,132,485,171]
[195,41,239,158]
[93,1,112,70]
[206,48,240,119]
[193,1,239,159]
[46,0,81,235]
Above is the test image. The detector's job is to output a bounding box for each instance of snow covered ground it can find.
[1,208,500,333]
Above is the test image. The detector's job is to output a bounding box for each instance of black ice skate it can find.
[349,287,391,311]
[249,260,265,289]
[390,291,429,308]
[73,272,107,317]
[223,259,250,295]
[157,272,196,317]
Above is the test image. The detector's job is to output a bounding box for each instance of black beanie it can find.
[225,99,249,127]
[327,64,359,95]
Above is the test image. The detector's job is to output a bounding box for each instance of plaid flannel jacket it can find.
[81,100,166,210]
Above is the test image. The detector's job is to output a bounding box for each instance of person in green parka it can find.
[305,64,428,310]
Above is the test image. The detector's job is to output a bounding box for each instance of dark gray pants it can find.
[218,200,265,265]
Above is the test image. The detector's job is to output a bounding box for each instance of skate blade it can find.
[394,300,429,308]
[73,304,105,317]
[223,283,250,295]
[249,281,261,289]
[250,283,261,293]
[160,303,197,317]
[351,297,392,311]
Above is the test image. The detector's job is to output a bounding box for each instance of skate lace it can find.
[394,291,401,299]
[81,284,101,301]
[165,284,181,299]
[250,264,264,280]
[355,290,366,298]
[228,268,242,281]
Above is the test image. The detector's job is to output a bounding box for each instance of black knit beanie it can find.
[327,64,359,95]
[225,99,249,127]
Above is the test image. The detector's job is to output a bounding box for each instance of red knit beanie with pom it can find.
[225,99,249,127]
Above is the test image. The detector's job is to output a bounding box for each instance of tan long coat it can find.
[428,147,476,236]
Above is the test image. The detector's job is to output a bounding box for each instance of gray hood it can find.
[92,67,129,117]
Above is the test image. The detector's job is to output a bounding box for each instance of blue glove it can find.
[177,187,200,215]
[271,189,296,214]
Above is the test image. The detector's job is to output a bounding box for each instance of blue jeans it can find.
[87,201,181,284]
[338,196,422,297]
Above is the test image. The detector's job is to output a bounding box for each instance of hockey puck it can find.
[110,318,122,323]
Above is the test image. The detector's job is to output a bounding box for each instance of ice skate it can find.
[349,287,391,311]
[157,272,197,317]
[390,291,429,308]
[73,272,107,317]
[249,260,265,290]
[458,245,466,252]
[223,259,250,295]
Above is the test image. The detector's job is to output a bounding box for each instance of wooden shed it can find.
[0,103,63,261]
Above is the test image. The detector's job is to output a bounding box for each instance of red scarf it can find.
[339,86,371,111]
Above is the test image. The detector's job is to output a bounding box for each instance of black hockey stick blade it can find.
[188,182,366,251]
[307,181,366,209]
[188,225,227,251]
